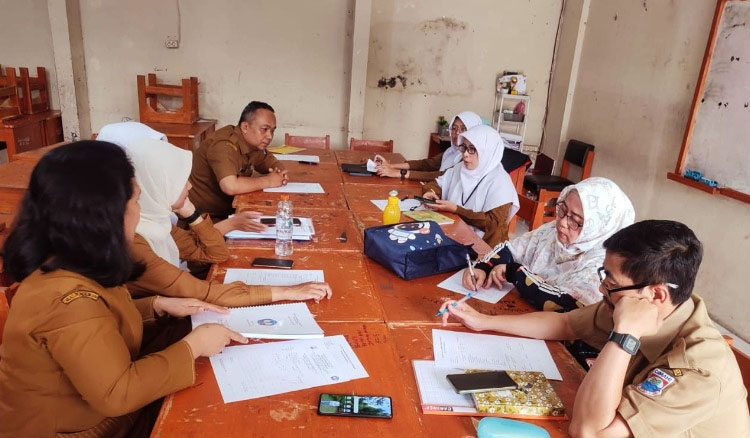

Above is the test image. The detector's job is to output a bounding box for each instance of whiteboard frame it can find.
[668,0,750,205]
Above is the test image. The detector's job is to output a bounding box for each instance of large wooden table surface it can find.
[273,148,337,164]
[152,149,585,437]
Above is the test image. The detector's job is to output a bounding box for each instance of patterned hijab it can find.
[508,177,635,305]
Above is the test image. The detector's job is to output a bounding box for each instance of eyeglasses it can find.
[458,144,477,155]
[450,125,466,134]
[597,267,679,294]
[555,202,584,231]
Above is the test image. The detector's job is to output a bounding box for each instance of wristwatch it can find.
[607,330,640,355]
[180,207,203,225]
[400,169,407,181]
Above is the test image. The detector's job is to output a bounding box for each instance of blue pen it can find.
[436,254,478,317]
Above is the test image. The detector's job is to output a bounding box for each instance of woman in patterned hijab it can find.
[462,177,635,311]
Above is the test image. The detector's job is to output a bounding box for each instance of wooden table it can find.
[233,182,347,211]
[144,119,216,151]
[342,183,424,214]
[340,170,422,187]
[334,150,405,165]
[9,140,67,162]
[229,206,363,252]
[0,160,34,214]
[273,148,337,164]
[210,249,385,323]
[283,162,343,183]
[0,110,63,160]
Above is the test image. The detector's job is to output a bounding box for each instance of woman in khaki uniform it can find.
[120,138,332,307]
[0,141,247,438]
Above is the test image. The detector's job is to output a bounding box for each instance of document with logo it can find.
[191,302,323,339]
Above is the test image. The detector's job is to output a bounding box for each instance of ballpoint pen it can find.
[436,254,478,317]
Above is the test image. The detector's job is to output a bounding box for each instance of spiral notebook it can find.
[191,302,324,339]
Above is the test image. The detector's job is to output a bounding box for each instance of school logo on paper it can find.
[636,368,675,397]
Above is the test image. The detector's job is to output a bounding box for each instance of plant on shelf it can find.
[437,116,450,136]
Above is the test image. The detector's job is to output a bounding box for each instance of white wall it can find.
[0,0,59,109]
[565,0,750,339]
[79,0,354,147]
[364,0,562,159]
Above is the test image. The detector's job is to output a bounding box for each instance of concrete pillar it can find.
[346,0,372,144]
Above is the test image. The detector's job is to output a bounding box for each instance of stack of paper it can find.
[273,154,320,163]
[268,145,306,154]
[437,271,513,304]
[211,335,368,403]
[223,268,324,286]
[264,182,325,194]
[403,210,455,225]
[191,302,324,339]
[225,216,315,240]
[370,199,425,212]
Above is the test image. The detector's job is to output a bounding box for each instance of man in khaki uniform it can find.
[440,220,750,438]
[189,101,288,219]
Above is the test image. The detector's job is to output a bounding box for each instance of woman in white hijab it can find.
[96,121,167,147]
[421,124,520,247]
[460,177,635,311]
[121,138,333,307]
[374,111,482,181]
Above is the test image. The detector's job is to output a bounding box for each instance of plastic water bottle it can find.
[275,195,293,256]
[383,190,401,225]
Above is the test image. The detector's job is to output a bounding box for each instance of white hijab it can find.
[508,177,635,305]
[122,138,193,267]
[437,125,520,227]
[440,111,483,171]
[97,122,167,148]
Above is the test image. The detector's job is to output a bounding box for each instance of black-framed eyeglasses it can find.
[555,202,584,231]
[458,144,477,155]
[597,267,679,294]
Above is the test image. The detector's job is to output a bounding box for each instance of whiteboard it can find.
[682,1,750,195]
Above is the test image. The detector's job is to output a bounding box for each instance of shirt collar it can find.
[638,297,695,362]
[233,125,251,155]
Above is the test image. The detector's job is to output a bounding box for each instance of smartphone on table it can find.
[413,196,437,205]
[446,371,517,394]
[317,393,393,419]
[251,258,294,269]
[259,217,302,226]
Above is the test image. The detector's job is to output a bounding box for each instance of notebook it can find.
[224,216,315,240]
[191,302,324,339]
[403,210,455,225]
[471,371,566,420]
[267,145,306,154]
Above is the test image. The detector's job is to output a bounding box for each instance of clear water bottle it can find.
[275,194,294,256]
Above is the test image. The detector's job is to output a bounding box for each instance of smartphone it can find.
[251,258,294,269]
[413,196,437,205]
[317,393,393,419]
[446,371,517,394]
[259,217,302,226]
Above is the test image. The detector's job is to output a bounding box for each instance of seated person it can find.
[374,110,482,181]
[463,177,635,311]
[422,124,519,247]
[0,141,247,437]
[123,138,332,307]
[189,101,289,220]
[96,120,167,146]
[441,220,750,438]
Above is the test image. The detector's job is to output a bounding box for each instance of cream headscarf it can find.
[437,125,520,226]
[508,177,635,305]
[122,138,193,267]
[440,111,483,171]
[97,122,167,148]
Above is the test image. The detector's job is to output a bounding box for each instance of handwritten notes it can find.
[437,271,512,304]
[264,182,325,194]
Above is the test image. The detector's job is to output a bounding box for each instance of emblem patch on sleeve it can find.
[636,368,675,397]
[61,290,100,304]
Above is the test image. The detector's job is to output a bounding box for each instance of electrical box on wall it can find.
[165,37,179,49]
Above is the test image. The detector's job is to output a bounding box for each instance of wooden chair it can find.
[349,138,393,153]
[724,335,750,411]
[137,74,199,124]
[501,148,533,234]
[285,133,330,150]
[520,140,595,230]
[18,67,50,115]
[0,66,21,120]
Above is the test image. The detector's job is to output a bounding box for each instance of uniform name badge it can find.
[636,368,676,397]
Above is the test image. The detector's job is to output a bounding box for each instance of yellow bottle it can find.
[383,190,401,225]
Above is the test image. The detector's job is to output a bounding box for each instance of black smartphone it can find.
[251,258,294,269]
[413,196,437,205]
[317,393,393,419]
[446,371,517,394]
[259,217,302,226]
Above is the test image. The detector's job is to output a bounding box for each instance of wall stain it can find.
[419,17,467,33]
[377,75,408,89]
[614,13,618,21]
[642,0,648,12]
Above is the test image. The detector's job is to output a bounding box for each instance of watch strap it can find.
[608,330,640,355]
[181,208,203,225]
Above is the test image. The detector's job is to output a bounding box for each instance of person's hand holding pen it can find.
[436,254,478,318]
[438,300,491,330]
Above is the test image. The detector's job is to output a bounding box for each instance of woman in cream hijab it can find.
[120,138,333,307]
[422,124,520,247]
[461,177,635,310]
[374,111,483,181]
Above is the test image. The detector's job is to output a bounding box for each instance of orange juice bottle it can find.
[383,190,401,225]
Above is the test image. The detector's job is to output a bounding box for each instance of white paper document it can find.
[224,216,315,240]
[437,271,513,304]
[412,360,474,409]
[272,154,320,163]
[370,199,425,212]
[263,182,325,194]
[432,329,563,380]
[210,335,369,403]
[191,302,324,339]
[366,159,378,172]
[224,268,325,286]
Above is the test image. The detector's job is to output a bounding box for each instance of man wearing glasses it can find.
[441,220,750,438]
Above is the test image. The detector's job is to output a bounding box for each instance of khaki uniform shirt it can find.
[405,152,445,181]
[189,125,282,218]
[568,294,750,438]
[0,270,195,438]
[128,216,273,307]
